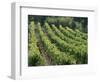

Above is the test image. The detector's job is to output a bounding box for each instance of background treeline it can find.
[28,15,88,33]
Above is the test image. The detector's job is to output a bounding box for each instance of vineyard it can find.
[28,15,88,66]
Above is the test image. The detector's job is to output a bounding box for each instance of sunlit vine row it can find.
[51,24,86,46]
[59,25,87,44]
[65,27,87,40]
[28,22,45,66]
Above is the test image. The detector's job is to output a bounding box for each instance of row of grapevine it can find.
[37,23,76,65]
[28,22,45,66]
[59,25,87,44]
[51,24,85,46]
[65,27,87,40]
[44,23,87,64]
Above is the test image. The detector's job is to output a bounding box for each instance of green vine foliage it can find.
[28,17,88,66]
